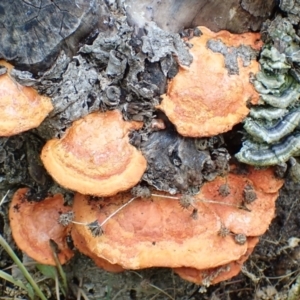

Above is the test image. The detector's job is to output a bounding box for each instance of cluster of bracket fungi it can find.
[0,0,297,290]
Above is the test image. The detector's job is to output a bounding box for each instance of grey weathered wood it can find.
[0,0,112,73]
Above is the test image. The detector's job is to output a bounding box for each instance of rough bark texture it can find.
[0,0,112,73]
[141,130,229,194]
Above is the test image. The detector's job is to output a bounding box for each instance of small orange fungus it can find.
[0,61,53,136]
[9,188,74,265]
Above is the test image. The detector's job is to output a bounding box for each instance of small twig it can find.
[147,282,174,300]
[151,193,179,200]
[199,199,251,211]
[3,261,37,271]
[112,288,127,300]
[152,193,249,211]
[266,270,299,280]
[71,220,89,226]
[76,277,83,300]
[100,196,137,227]
[76,289,81,300]
[75,278,90,300]
[0,190,10,207]
[78,288,90,300]
[71,197,138,237]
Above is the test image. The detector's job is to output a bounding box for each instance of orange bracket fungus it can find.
[41,110,147,196]
[0,61,53,136]
[9,188,74,265]
[173,237,259,285]
[71,229,124,273]
[70,166,283,284]
[157,26,263,137]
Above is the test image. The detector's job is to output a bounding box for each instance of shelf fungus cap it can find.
[194,166,284,237]
[173,237,259,285]
[71,165,283,280]
[71,192,247,270]
[9,188,74,265]
[0,61,53,136]
[41,110,147,196]
[72,228,124,273]
[157,27,262,137]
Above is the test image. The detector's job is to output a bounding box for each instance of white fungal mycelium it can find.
[236,17,300,169]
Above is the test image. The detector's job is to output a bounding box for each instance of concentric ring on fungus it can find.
[41,110,147,196]
[173,237,259,285]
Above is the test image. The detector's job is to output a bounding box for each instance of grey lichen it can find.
[141,22,192,66]
[288,157,300,182]
[207,39,259,75]
[280,0,300,25]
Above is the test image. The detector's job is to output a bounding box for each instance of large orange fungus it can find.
[157,27,262,137]
[70,166,283,284]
